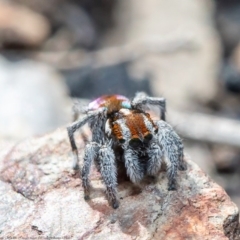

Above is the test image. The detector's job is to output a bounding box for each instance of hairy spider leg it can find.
[71,100,91,145]
[132,92,166,120]
[67,107,106,170]
[72,100,82,122]
[98,142,119,209]
[155,120,184,190]
[146,142,163,176]
[124,148,144,183]
[82,142,99,200]
[139,112,163,176]
[178,143,187,171]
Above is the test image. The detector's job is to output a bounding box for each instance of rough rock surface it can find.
[0,128,239,240]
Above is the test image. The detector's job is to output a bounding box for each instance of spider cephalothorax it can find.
[67,93,186,209]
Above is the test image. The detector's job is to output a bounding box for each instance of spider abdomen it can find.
[111,109,158,146]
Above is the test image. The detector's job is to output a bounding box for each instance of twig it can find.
[169,111,240,147]
[33,37,197,70]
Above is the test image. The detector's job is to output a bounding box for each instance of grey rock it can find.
[0,57,71,140]
[0,128,239,239]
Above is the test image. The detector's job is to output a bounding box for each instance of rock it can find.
[0,57,71,140]
[13,0,115,49]
[9,0,98,50]
[0,128,239,239]
[0,2,50,48]
[43,3,97,50]
[212,146,240,174]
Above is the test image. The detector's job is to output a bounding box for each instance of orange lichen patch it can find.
[153,189,232,240]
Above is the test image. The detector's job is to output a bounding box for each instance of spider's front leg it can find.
[146,141,163,177]
[82,142,99,200]
[124,147,144,184]
[132,92,166,120]
[98,142,119,209]
[155,120,186,190]
[67,114,92,170]
[67,107,107,170]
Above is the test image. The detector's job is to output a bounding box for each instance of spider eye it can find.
[119,138,126,144]
[129,138,142,148]
[154,128,158,134]
[143,133,153,144]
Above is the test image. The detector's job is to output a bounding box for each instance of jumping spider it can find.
[67,92,186,209]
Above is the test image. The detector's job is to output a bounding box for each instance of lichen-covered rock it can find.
[0,128,239,239]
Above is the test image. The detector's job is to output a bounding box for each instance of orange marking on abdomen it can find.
[125,113,150,139]
[112,122,123,140]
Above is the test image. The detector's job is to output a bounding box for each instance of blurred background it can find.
[1,0,240,211]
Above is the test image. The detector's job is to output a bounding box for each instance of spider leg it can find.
[124,148,144,184]
[98,142,119,209]
[67,107,106,170]
[132,92,166,120]
[71,100,91,146]
[82,142,99,200]
[178,143,187,171]
[146,141,163,176]
[72,99,90,121]
[155,120,184,190]
[72,102,80,122]
[67,115,90,170]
